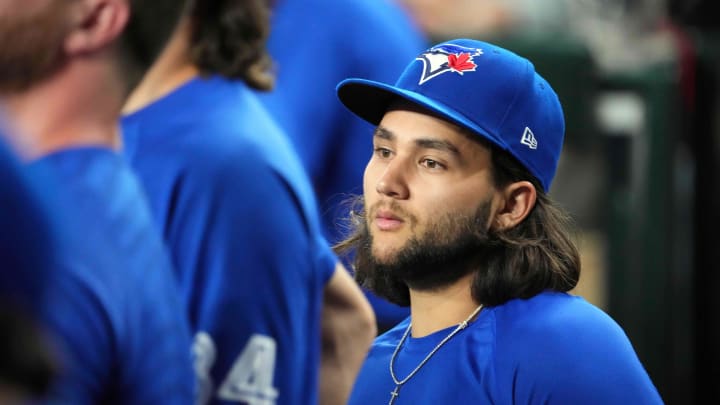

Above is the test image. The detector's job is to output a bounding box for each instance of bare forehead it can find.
[381,107,458,136]
[378,104,490,153]
[386,99,458,127]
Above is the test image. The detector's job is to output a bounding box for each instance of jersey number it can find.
[193,332,279,405]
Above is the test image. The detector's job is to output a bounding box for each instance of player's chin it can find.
[370,244,404,266]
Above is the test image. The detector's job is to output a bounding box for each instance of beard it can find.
[353,199,493,306]
[0,1,70,93]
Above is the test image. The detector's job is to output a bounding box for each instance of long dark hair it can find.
[334,139,581,307]
[189,0,275,91]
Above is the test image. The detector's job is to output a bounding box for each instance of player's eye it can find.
[374,147,392,159]
[420,158,445,170]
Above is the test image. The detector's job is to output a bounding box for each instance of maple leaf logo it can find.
[447,53,477,73]
[415,44,483,84]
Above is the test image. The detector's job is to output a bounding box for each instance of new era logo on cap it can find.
[521,127,538,149]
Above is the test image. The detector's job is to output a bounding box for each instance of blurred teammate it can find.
[335,38,663,403]
[0,130,57,405]
[0,0,194,403]
[258,0,429,334]
[121,0,375,404]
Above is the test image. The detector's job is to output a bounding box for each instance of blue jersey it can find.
[120,76,337,405]
[258,0,429,331]
[0,135,59,397]
[27,148,195,404]
[349,292,663,404]
[0,137,56,312]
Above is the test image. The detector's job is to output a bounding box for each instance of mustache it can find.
[366,200,417,225]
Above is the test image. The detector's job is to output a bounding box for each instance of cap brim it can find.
[336,78,508,150]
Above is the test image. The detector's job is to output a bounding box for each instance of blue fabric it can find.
[258,0,429,330]
[121,76,337,405]
[0,137,57,312]
[349,292,663,404]
[337,39,565,192]
[26,147,194,404]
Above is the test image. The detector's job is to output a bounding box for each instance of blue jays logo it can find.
[416,44,483,85]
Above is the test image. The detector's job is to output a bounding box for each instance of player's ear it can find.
[64,0,130,55]
[491,180,536,231]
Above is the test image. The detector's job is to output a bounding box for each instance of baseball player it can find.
[0,1,195,403]
[334,38,664,404]
[121,1,376,404]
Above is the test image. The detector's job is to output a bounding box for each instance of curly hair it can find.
[334,137,581,307]
[189,0,275,91]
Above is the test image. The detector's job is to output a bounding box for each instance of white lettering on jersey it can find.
[192,331,217,405]
[192,332,279,404]
[218,334,279,405]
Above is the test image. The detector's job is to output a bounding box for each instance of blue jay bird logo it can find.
[415,44,483,85]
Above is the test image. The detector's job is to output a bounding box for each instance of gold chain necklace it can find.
[388,304,484,404]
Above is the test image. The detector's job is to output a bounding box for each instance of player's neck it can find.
[123,19,199,115]
[407,272,479,338]
[1,56,125,160]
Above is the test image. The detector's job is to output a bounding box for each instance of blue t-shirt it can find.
[27,148,195,405]
[349,292,663,404]
[258,0,429,331]
[121,76,337,405]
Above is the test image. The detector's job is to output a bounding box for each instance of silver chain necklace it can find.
[388,304,484,404]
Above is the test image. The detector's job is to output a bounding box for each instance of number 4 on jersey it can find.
[218,334,279,405]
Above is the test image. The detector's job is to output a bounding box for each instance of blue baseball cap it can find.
[336,38,565,192]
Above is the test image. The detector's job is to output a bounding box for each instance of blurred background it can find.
[391,0,718,403]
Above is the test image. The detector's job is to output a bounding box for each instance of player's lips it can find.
[374,209,404,231]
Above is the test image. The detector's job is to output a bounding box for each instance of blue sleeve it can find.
[165,142,333,403]
[39,262,195,405]
[494,302,664,404]
[39,269,111,404]
[30,168,194,404]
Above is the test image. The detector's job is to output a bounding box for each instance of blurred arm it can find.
[319,263,376,405]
